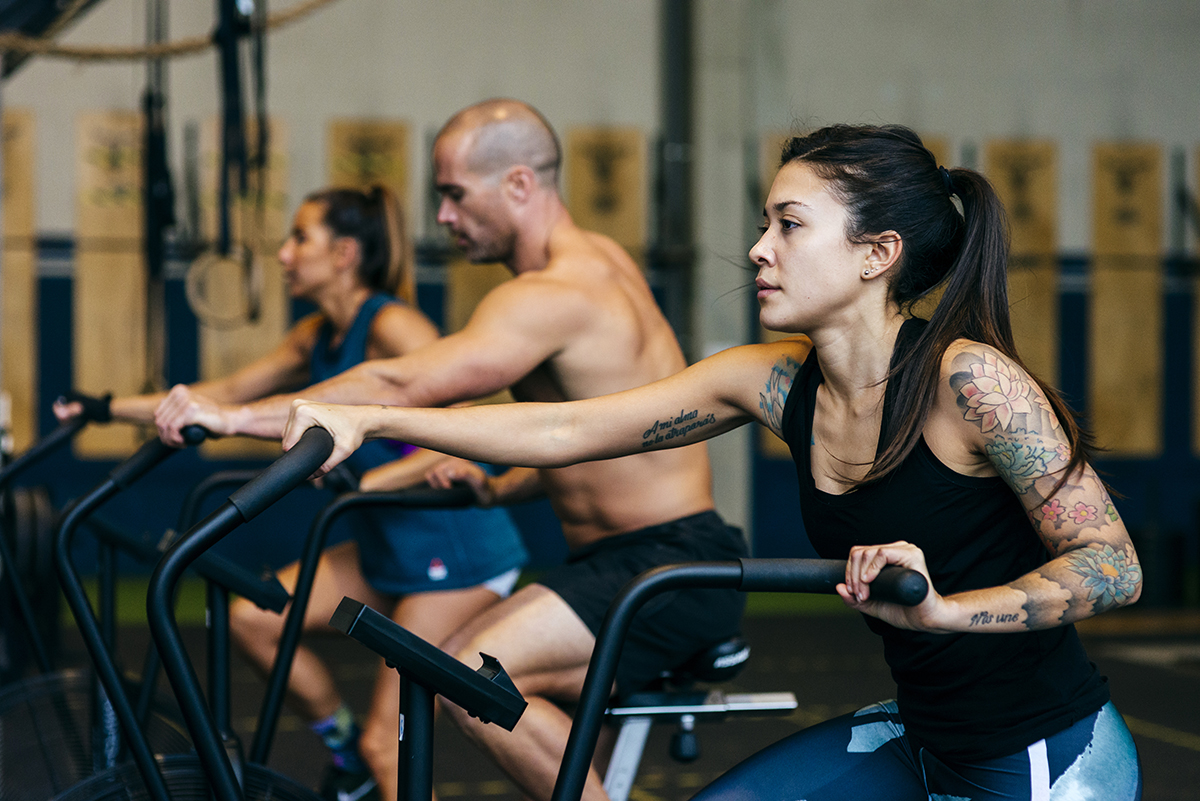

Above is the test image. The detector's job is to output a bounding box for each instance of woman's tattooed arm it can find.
[759,354,803,440]
[947,346,1141,629]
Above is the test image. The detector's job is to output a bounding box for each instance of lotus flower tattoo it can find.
[1069,545,1141,607]
[959,352,1034,433]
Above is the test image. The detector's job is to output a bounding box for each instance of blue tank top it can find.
[311,293,417,473]
[780,318,1108,760]
[308,294,528,594]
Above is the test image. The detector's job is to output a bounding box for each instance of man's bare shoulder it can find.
[464,263,595,342]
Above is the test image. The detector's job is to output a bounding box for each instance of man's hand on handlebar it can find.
[838,541,944,631]
[154,385,232,446]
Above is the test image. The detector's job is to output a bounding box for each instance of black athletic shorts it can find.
[537,511,748,695]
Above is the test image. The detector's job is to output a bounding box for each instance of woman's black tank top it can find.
[779,318,1109,760]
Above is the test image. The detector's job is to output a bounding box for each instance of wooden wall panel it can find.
[2,109,37,451]
[74,111,146,456]
[986,139,1059,384]
[565,127,646,264]
[327,118,410,199]
[198,118,290,458]
[1089,142,1162,457]
[326,118,414,302]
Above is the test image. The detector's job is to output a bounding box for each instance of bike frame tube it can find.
[147,501,247,801]
[0,416,89,673]
[0,417,87,490]
[56,446,185,801]
[551,562,744,801]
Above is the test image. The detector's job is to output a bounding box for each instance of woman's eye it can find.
[780,219,799,230]
[757,223,769,234]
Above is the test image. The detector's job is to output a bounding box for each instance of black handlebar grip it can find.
[108,426,210,488]
[737,558,928,606]
[738,558,845,594]
[109,439,177,488]
[180,424,210,446]
[228,426,334,523]
[869,566,929,606]
[375,485,476,508]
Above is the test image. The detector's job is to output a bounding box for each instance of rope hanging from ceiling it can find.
[0,0,341,62]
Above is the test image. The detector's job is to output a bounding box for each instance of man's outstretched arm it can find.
[155,278,573,445]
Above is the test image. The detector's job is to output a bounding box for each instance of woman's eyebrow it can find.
[771,199,810,213]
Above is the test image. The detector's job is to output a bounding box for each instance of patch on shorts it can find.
[427,557,448,581]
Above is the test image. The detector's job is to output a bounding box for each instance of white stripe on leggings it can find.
[1028,738,1050,801]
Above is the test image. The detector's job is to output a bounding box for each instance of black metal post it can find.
[552,562,743,801]
[57,476,173,801]
[657,0,695,354]
[148,502,248,801]
[398,675,436,801]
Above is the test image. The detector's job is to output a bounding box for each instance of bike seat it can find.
[633,635,750,694]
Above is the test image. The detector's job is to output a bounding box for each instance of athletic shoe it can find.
[318,765,380,801]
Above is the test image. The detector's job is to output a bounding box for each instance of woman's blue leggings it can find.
[692,700,1141,800]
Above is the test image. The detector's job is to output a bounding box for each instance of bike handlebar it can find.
[550,558,928,801]
[227,426,334,522]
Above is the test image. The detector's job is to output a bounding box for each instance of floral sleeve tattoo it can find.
[759,355,802,440]
[950,348,1141,628]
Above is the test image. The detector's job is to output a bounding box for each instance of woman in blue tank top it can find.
[59,185,527,801]
[285,130,1144,800]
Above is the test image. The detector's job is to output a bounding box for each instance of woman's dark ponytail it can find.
[305,184,413,302]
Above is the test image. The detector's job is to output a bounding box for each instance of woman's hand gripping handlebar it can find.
[282,400,373,479]
[834,541,944,630]
[230,425,335,522]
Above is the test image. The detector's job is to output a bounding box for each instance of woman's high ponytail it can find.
[306,184,413,302]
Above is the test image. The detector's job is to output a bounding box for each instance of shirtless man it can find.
[155,99,746,801]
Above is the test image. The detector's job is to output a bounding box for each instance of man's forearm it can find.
[235,361,428,439]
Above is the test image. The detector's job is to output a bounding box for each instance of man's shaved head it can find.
[438,99,561,187]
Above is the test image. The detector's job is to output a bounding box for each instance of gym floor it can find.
[82,598,1200,801]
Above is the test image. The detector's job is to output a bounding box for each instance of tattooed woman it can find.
[283,125,1143,800]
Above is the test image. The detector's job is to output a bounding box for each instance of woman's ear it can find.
[862,231,903,279]
[332,236,361,273]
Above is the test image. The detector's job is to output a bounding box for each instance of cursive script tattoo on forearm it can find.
[641,408,718,448]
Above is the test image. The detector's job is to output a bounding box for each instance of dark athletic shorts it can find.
[537,511,748,695]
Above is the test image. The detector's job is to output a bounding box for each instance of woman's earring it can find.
[863,268,872,277]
